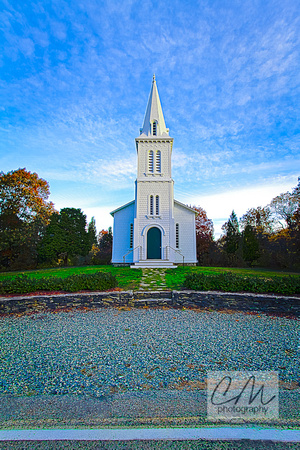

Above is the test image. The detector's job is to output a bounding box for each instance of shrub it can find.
[184,272,300,295]
[0,272,117,295]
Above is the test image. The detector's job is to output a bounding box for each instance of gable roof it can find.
[111,199,196,217]
[174,199,197,214]
[110,200,135,216]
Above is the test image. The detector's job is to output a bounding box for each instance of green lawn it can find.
[0,265,299,293]
[165,266,300,290]
[0,266,142,290]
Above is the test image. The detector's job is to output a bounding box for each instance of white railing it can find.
[123,246,142,264]
[166,245,185,266]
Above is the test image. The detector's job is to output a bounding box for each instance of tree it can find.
[87,217,97,248]
[38,208,90,265]
[97,227,113,264]
[291,177,300,230]
[0,168,55,269]
[242,224,260,266]
[221,210,241,258]
[270,191,299,229]
[0,168,55,223]
[239,206,275,267]
[240,206,274,234]
[193,206,214,264]
[292,176,300,200]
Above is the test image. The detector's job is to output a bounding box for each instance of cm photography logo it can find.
[207,371,279,422]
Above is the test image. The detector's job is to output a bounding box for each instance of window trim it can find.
[156,150,161,173]
[155,195,159,215]
[150,195,154,215]
[129,223,133,249]
[176,223,179,249]
[149,150,154,173]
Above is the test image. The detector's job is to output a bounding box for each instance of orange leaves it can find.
[193,206,214,238]
[0,168,56,224]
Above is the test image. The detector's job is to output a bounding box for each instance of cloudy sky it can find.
[1,0,299,237]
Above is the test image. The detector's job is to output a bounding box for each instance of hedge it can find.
[0,272,117,295]
[184,272,300,296]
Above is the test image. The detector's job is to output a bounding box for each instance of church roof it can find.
[110,199,196,217]
[110,200,135,216]
[140,75,169,137]
[174,199,198,214]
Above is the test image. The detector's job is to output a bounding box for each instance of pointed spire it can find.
[140,76,169,137]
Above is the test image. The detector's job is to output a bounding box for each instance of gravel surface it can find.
[2,440,299,449]
[0,308,299,398]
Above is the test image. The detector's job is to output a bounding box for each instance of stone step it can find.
[131,261,177,268]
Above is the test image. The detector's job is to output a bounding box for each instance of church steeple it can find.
[111,76,197,268]
[140,75,169,137]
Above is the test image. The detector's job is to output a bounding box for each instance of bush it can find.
[184,272,300,295]
[0,272,117,295]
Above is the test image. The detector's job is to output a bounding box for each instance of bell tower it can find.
[111,76,197,268]
[132,75,176,267]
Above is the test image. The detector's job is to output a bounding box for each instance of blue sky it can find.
[1,0,299,237]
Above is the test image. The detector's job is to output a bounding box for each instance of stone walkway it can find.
[139,269,168,291]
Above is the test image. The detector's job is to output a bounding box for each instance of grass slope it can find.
[0,266,142,291]
[165,266,300,291]
[0,265,299,294]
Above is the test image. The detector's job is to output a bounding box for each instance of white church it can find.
[111,76,197,268]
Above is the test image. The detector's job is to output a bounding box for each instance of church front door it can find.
[147,227,161,259]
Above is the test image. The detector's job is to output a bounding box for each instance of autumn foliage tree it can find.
[240,207,274,235]
[0,168,55,269]
[266,179,300,268]
[97,227,113,264]
[270,191,299,229]
[193,206,214,265]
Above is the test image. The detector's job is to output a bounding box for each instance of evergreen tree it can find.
[242,224,260,266]
[38,208,90,265]
[87,217,97,248]
[222,210,241,257]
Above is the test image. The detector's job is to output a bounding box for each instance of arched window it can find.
[155,195,159,215]
[156,150,161,173]
[129,223,133,248]
[152,121,157,136]
[150,195,154,215]
[149,150,154,173]
[176,223,179,248]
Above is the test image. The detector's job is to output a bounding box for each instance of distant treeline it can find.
[194,178,300,270]
[0,168,299,271]
[0,168,111,270]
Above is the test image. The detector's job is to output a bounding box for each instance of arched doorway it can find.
[147,227,161,259]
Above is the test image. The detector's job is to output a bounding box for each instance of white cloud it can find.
[1,0,299,243]
[80,156,136,188]
[188,176,298,238]
[84,206,114,233]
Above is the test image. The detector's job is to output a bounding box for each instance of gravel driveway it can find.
[0,307,299,428]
